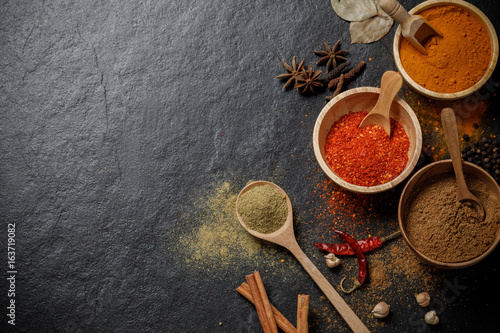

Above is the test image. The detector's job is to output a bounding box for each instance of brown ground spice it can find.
[404,172,500,262]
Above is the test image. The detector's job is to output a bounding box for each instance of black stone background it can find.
[1,0,499,332]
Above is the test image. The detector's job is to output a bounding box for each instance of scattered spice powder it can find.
[399,5,492,93]
[324,111,410,186]
[171,181,277,272]
[402,87,490,164]
[404,172,500,262]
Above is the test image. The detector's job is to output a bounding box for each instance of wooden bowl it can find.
[313,87,422,194]
[398,160,500,269]
[393,0,499,100]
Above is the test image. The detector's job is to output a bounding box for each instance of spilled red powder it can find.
[305,177,399,237]
[299,86,495,331]
[324,111,410,186]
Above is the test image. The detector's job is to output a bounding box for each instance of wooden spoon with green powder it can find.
[236,181,369,333]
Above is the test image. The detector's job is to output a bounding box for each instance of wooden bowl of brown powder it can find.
[399,160,500,269]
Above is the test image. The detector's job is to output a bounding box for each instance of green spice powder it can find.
[237,184,288,234]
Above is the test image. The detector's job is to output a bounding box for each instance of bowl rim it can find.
[398,160,500,269]
[393,0,499,101]
[313,87,422,194]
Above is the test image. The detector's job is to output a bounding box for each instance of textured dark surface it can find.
[1,0,500,332]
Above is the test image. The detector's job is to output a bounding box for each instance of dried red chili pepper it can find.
[334,230,366,294]
[314,230,401,256]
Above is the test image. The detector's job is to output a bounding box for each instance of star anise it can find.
[294,65,323,95]
[276,56,305,90]
[314,40,349,73]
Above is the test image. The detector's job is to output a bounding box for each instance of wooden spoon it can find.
[236,181,370,333]
[380,0,442,55]
[359,71,403,136]
[441,108,485,220]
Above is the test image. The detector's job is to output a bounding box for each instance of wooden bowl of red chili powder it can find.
[313,87,422,194]
[399,160,500,269]
[393,0,499,100]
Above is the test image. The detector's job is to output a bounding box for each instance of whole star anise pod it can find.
[295,65,323,95]
[314,40,349,73]
[276,56,305,90]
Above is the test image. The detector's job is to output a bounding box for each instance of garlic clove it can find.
[371,302,390,318]
[324,253,341,268]
[424,310,439,325]
[415,292,431,307]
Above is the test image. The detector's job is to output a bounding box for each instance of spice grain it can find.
[400,5,491,93]
[238,184,288,234]
[325,111,410,186]
[404,173,500,262]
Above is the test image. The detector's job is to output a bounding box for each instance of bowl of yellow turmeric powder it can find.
[393,0,499,100]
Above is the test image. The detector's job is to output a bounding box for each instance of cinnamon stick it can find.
[246,273,272,333]
[236,282,297,333]
[297,294,310,333]
[253,271,278,333]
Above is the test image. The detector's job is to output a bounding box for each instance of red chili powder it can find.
[324,111,410,186]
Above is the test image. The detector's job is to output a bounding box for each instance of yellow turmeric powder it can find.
[399,5,491,93]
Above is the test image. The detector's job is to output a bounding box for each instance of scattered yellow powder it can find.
[170,181,286,273]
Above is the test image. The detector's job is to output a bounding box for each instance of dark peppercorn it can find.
[473,123,479,129]
[460,135,500,183]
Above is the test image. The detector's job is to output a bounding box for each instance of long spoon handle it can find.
[380,0,437,55]
[377,71,403,120]
[286,242,370,333]
[441,108,468,197]
[380,0,411,28]
[358,71,402,135]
